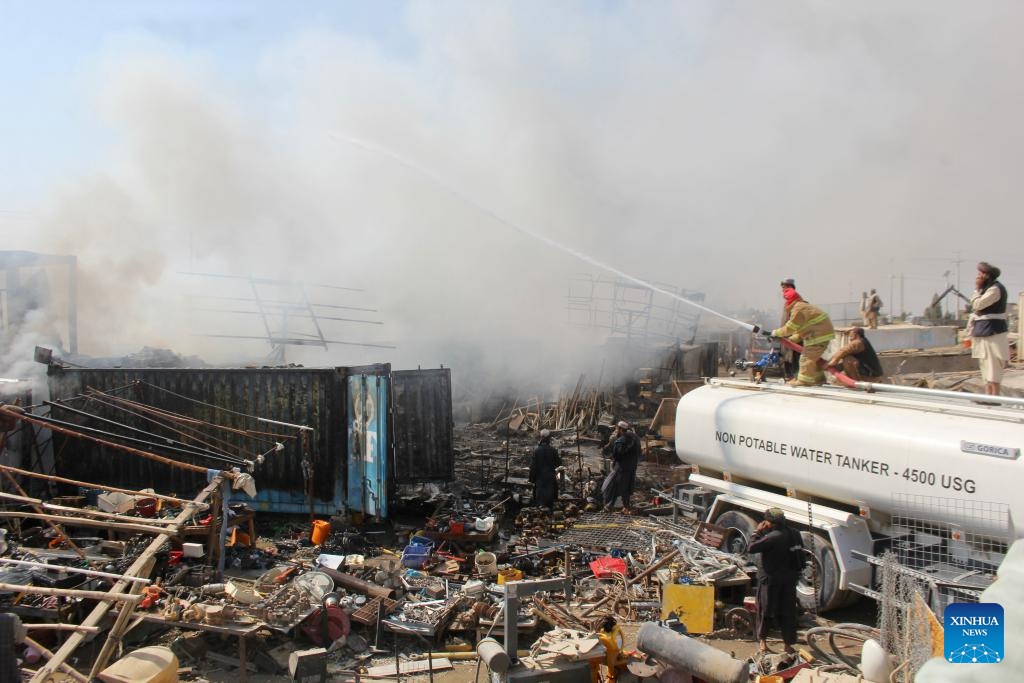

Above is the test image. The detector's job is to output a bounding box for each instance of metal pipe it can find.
[475,637,510,674]
[636,623,747,683]
[316,566,395,599]
[851,380,1024,407]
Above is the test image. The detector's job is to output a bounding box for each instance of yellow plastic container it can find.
[496,568,523,585]
[311,519,331,545]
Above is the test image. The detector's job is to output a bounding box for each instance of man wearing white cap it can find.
[602,421,641,513]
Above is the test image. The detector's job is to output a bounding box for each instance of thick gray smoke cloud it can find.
[10,1,1024,390]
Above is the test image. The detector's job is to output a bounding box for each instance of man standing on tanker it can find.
[757,288,835,386]
[747,507,804,654]
[968,261,1010,396]
[865,289,882,329]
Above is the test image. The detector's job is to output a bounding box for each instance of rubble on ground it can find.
[0,375,933,683]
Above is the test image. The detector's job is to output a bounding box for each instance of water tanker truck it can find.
[674,378,1023,611]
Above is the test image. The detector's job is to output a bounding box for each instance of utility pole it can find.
[900,273,905,322]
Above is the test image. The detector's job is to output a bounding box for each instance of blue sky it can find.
[0,1,412,206]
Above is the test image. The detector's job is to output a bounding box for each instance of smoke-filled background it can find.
[1,1,1022,387]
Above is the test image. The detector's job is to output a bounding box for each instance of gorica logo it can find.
[944,602,1003,664]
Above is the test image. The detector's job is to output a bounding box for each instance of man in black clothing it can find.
[747,507,804,654]
[828,327,883,381]
[602,421,641,513]
[529,429,562,509]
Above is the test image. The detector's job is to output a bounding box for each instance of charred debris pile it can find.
[0,364,901,683]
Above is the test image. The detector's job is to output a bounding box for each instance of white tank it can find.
[675,379,1023,540]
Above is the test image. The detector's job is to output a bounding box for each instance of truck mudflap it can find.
[692,473,873,612]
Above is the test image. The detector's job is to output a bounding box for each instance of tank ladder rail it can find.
[707,377,1024,410]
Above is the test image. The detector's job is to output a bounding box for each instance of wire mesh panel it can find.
[877,552,940,683]
[890,493,1010,579]
[557,512,655,551]
[875,494,1009,680]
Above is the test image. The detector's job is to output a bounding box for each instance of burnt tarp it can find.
[45,367,346,514]
[391,368,453,483]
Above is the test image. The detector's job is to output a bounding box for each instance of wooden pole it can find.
[0,463,207,508]
[87,557,154,680]
[22,637,89,683]
[23,623,101,634]
[0,558,152,585]
[0,511,173,536]
[0,469,86,559]
[0,584,143,603]
[31,477,223,682]
[0,491,178,525]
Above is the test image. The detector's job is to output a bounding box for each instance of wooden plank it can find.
[671,380,704,397]
[649,398,679,439]
[364,658,452,677]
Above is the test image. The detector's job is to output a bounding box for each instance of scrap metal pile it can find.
[0,390,919,683]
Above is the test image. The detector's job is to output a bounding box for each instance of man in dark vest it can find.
[828,327,883,382]
[968,261,1009,396]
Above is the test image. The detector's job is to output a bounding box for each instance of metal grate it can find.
[556,512,655,551]
[350,596,399,626]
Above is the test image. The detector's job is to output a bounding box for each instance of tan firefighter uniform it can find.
[773,299,835,386]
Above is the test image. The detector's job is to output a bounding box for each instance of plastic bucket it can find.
[449,521,464,536]
[135,498,158,518]
[475,552,498,577]
[311,520,332,546]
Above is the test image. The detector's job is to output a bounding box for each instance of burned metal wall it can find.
[391,368,453,482]
[45,367,346,512]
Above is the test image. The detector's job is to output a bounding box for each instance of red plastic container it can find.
[589,556,627,579]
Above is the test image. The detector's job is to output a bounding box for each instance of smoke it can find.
[7,1,1024,390]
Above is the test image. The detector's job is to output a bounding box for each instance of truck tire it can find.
[797,531,852,612]
[715,510,758,556]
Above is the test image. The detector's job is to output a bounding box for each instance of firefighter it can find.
[779,279,800,379]
[828,327,883,381]
[769,289,835,386]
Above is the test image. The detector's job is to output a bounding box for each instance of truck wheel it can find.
[715,510,758,556]
[797,532,852,612]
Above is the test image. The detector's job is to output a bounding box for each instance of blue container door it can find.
[346,373,389,518]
